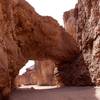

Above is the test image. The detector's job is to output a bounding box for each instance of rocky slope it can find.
[15,60,56,86]
[0,0,79,98]
[61,0,100,86]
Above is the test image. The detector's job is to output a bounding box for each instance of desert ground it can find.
[9,85,100,100]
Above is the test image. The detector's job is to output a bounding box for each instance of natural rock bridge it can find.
[0,0,79,99]
[0,0,100,100]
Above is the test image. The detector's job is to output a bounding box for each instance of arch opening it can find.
[14,0,78,90]
[15,60,57,90]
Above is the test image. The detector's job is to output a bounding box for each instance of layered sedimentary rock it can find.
[61,0,100,86]
[15,60,56,86]
[0,0,79,98]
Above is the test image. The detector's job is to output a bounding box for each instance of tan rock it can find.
[15,60,56,86]
[63,9,77,40]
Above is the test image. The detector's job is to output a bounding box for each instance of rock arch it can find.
[0,0,79,98]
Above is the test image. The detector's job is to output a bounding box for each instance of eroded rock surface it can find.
[15,60,56,86]
[1,0,99,98]
[63,9,77,40]
[61,0,100,86]
[0,0,79,98]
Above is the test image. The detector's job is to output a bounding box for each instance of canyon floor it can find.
[9,85,100,100]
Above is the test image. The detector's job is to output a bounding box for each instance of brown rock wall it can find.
[0,0,79,98]
[62,0,100,86]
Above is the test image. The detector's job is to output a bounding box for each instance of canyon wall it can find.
[0,0,99,99]
[0,0,79,98]
[62,0,100,86]
[15,60,56,86]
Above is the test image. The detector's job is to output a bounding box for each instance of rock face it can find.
[15,66,37,86]
[34,60,56,86]
[15,60,56,86]
[62,0,100,86]
[63,9,77,40]
[0,0,99,98]
[0,0,79,98]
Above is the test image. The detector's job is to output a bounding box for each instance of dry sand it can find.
[10,86,100,100]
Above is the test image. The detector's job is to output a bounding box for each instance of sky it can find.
[19,0,78,75]
[26,0,78,26]
[19,60,35,75]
